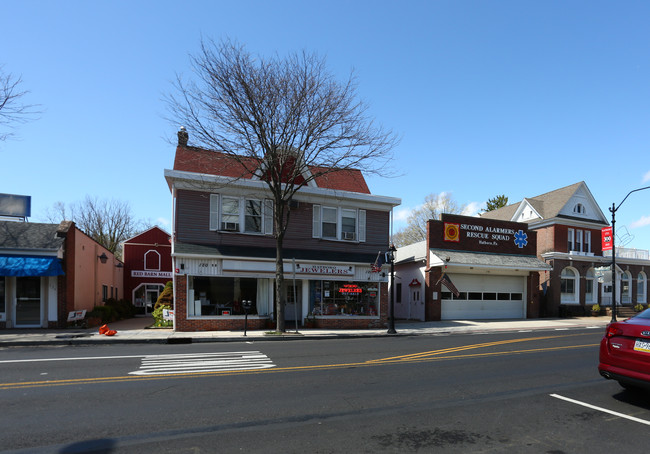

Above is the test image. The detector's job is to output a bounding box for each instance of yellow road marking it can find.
[0,333,599,390]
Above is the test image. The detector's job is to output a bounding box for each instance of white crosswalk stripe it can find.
[128,351,275,375]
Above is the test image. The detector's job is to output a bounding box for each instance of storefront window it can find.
[188,276,265,316]
[309,280,379,316]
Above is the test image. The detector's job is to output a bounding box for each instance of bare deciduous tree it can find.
[166,38,398,332]
[0,65,40,143]
[392,193,467,247]
[46,197,146,258]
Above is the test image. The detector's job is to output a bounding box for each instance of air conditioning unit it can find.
[223,222,239,231]
[343,231,356,240]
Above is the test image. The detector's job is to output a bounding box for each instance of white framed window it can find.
[585,268,595,304]
[638,272,647,304]
[312,205,366,242]
[244,199,263,233]
[560,267,579,304]
[584,231,591,253]
[221,197,240,231]
[573,203,586,214]
[144,250,161,271]
[322,207,338,239]
[209,194,273,235]
[576,230,583,252]
[341,209,357,240]
[622,271,632,304]
[568,228,574,252]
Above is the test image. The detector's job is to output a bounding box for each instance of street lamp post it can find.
[609,185,650,323]
[387,244,397,334]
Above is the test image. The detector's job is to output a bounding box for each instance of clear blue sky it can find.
[2,1,650,249]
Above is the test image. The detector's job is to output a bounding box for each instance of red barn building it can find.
[122,227,172,313]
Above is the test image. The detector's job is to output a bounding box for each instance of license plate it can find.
[634,339,650,353]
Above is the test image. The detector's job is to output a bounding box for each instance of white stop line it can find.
[550,393,650,426]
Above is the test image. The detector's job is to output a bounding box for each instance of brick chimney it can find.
[177,126,188,147]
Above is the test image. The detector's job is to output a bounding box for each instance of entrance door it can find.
[601,283,614,307]
[145,288,159,314]
[284,281,302,323]
[15,277,41,326]
[410,287,423,321]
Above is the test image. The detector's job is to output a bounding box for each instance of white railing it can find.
[603,248,650,260]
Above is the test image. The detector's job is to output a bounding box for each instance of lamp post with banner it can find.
[607,185,650,323]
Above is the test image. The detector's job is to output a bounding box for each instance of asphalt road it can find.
[1,327,649,453]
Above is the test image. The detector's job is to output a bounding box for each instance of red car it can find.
[599,308,650,390]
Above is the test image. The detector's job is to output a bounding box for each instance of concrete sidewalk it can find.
[0,315,613,347]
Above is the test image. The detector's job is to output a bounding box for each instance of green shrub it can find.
[87,305,118,323]
[152,303,173,327]
[104,298,137,319]
[152,281,173,327]
[154,281,173,312]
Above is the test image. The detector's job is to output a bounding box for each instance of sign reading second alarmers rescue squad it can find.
[435,213,536,255]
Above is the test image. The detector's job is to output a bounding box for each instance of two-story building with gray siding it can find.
[165,133,401,331]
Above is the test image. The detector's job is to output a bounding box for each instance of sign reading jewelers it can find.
[295,264,354,275]
[438,213,535,255]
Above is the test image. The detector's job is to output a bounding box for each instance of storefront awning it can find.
[0,255,64,277]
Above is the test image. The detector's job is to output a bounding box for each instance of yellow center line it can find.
[0,333,599,390]
[367,332,593,362]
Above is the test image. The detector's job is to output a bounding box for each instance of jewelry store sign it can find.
[295,264,354,275]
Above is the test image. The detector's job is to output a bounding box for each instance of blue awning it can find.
[0,255,64,277]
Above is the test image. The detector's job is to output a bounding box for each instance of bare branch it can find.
[0,65,41,143]
[165,39,398,331]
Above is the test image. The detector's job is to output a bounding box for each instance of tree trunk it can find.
[275,233,286,332]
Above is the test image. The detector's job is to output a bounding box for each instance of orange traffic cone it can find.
[105,329,117,336]
[98,324,109,335]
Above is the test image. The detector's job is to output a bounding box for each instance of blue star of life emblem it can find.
[514,230,528,248]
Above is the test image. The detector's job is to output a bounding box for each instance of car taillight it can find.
[606,325,624,338]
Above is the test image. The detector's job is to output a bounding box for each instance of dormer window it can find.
[573,203,585,214]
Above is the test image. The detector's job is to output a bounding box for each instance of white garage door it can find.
[441,273,525,320]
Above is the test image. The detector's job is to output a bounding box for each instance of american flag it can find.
[436,273,460,297]
[371,251,384,272]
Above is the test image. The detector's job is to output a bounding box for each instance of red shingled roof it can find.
[172,146,371,194]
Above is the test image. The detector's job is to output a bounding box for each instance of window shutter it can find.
[358,209,366,242]
[264,199,274,234]
[209,194,219,231]
[312,205,321,238]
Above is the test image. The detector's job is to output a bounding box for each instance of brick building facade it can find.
[481,182,649,316]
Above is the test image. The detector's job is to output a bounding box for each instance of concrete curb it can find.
[0,317,611,347]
